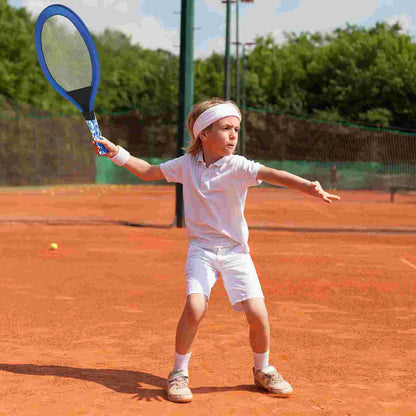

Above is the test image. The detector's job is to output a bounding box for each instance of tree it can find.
[3,1,416,131]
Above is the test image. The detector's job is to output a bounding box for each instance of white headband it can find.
[193,103,241,139]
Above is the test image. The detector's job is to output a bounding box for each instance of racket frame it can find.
[35,4,107,154]
[35,4,100,113]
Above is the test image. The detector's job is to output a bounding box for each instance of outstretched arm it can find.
[94,137,165,182]
[257,166,341,204]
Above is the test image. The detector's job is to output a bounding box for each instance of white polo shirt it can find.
[160,152,263,252]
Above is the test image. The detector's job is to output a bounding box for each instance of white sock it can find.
[173,351,192,375]
[253,350,269,371]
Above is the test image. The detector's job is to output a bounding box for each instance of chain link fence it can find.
[1,96,415,190]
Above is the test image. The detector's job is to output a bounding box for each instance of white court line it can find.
[309,204,335,219]
[401,258,416,271]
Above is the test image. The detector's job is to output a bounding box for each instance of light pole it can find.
[223,0,254,102]
[235,0,240,105]
[240,41,255,156]
[224,0,231,99]
[175,0,195,228]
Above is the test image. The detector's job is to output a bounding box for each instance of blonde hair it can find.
[185,98,241,156]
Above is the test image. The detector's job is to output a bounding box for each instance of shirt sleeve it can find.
[160,155,186,184]
[234,155,264,187]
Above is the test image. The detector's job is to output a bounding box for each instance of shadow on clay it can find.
[0,363,260,402]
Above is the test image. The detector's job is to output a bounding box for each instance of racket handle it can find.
[85,116,108,155]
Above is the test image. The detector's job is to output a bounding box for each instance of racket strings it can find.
[41,15,92,92]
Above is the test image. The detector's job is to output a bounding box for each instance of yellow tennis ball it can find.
[50,243,58,251]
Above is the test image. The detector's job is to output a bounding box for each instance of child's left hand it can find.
[310,181,341,204]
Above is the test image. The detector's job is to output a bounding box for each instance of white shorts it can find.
[185,244,264,312]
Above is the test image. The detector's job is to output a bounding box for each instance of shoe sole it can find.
[254,378,293,397]
[166,392,193,403]
[165,385,193,403]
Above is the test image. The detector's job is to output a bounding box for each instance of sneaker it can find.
[253,366,293,397]
[165,371,193,403]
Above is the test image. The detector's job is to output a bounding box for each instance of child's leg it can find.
[166,294,207,404]
[166,293,207,403]
[242,298,271,371]
[175,293,208,355]
[241,297,270,355]
[242,298,293,396]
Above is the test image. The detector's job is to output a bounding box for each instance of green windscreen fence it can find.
[1,96,415,190]
[0,100,95,186]
[243,107,416,190]
[96,157,414,190]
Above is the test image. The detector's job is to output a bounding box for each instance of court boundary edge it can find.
[1,218,416,234]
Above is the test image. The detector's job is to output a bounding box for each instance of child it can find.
[94,98,340,403]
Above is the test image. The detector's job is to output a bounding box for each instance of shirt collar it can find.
[197,152,233,169]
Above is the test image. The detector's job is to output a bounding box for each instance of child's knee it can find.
[243,299,269,327]
[185,294,207,325]
[248,313,269,331]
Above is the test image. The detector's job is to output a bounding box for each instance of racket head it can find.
[34,4,100,113]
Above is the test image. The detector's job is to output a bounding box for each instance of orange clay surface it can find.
[0,185,415,415]
[0,185,416,229]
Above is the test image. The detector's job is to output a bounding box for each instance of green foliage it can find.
[2,2,416,132]
[243,22,416,129]
[358,107,393,127]
[0,3,179,119]
[194,53,225,102]
[95,29,179,119]
[313,108,344,123]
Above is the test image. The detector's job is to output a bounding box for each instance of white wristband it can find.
[110,146,130,166]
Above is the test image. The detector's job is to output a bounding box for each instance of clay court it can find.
[0,185,415,415]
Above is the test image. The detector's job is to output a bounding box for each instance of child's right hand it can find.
[92,136,118,158]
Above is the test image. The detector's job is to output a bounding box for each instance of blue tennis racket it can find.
[35,4,108,155]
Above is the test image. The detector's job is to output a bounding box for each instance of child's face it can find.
[200,116,240,158]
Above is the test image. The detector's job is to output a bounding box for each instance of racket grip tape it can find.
[84,113,108,155]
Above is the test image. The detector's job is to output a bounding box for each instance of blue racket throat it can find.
[35,4,107,155]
